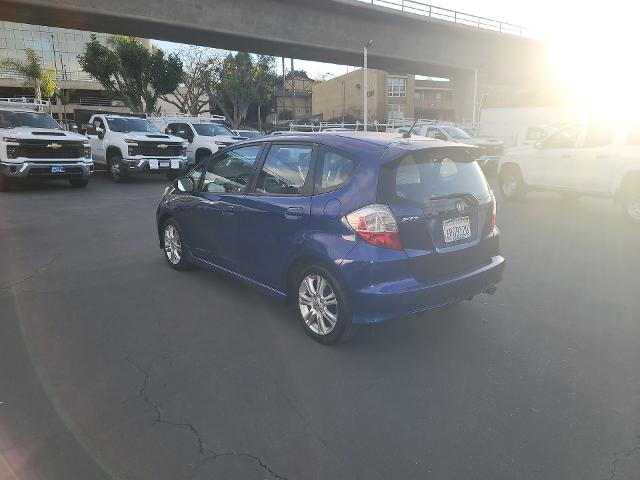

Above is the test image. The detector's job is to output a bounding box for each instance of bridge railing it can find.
[356,0,533,37]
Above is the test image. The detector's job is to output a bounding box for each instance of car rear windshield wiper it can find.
[429,192,479,206]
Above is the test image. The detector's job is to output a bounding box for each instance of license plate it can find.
[443,216,471,243]
[159,161,170,168]
[50,165,66,173]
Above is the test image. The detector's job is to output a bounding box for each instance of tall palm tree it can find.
[0,48,57,103]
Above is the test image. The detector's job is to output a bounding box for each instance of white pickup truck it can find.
[149,115,246,165]
[0,98,92,192]
[85,114,188,182]
[498,123,640,223]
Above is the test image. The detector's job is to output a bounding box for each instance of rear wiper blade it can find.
[429,192,479,206]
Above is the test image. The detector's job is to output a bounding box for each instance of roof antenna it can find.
[403,117,419,138]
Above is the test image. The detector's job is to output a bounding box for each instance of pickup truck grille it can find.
[135,142,183,157]
[15,140,84,159]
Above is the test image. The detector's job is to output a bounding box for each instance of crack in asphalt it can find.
[602,439,640,480]
[126,356,288,480]
[0,255,59,290]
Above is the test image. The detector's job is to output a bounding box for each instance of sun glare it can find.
[548,7,640,123]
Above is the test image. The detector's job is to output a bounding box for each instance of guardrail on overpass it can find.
[356,0,533,37]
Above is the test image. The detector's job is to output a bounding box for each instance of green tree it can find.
[78,35,183,113]
[213,52,276,128]
[0,48,57,102]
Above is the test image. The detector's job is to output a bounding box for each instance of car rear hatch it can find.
[379,145,497,284]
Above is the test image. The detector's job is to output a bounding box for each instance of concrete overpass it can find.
[0,0,551,120]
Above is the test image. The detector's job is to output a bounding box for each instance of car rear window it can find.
[380,149,490,204]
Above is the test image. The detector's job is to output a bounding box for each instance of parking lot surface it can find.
[1,174,639,480]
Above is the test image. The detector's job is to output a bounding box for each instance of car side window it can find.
[543,125,582,149]
[426,127,438,138]
[582,124,615,148]
[187,160,206,189]
[255,144,313,195]
[201,145,262,194]
[315,147,358,193]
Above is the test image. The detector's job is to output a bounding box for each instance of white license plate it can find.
[443,216,471,243]
[159,161,170,168]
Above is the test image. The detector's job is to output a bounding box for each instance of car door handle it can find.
[221,205,235,216]
[284,207,303,220]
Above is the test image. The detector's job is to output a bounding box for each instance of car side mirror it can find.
[174,177,195,193]
[96,127,105,140]
[165,127,171,134]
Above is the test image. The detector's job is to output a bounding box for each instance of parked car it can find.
[156,132,505,344]
[0,98,92,191]
[422,125,504,173]
[149,115,247,164]
[498,123,640,223]
[234,129,264,140]
[85,114,188,182]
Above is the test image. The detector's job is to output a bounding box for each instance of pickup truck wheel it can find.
[69,178,89,188]
[623,190,640,223]
[108,154,127,183]
[499,167,525,201]
[0,174,11,192]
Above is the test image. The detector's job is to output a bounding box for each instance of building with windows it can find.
[0,21,152,125]
[312,69,457,123]
[273,70,314,122]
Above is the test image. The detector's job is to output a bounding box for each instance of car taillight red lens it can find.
[343,204,402,250]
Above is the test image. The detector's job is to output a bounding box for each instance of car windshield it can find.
[0,111,61,129]
[442,126,472,139]
[193,123,234,136]
[106,117,160,133]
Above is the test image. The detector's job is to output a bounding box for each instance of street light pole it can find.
[363,38,373,132]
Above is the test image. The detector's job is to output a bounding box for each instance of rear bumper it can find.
[346,254,505,324]
[0,160,93,178]
[120,157,190,173]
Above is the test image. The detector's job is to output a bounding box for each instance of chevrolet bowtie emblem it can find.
[47,143,62,149]
[158,144,168,149]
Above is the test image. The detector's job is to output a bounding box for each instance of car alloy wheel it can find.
[164,224,182,265]
[626,193,640,221]
[501,175,518,197]
[298,274,339,336]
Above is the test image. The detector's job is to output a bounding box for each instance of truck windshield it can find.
[193,123,234,136]
[106,117,160,133]
[442,126,472,139]
[0,111,61,129]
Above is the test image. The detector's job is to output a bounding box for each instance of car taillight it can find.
[343,204,402,250]
[490,191,497,230]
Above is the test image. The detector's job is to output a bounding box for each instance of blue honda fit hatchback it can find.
[156,132,505,343]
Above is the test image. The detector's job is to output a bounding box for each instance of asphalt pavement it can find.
[1,173,639,480]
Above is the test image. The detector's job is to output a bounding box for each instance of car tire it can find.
[108,154,127,183]
[69,178,89,188]
[161,218,191,270]
[499,166,525,201]
[622,187,640,224]
[0,174,11,192]
[294,264,356,345]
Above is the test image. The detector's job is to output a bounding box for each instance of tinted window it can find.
[316,148,357,193]
[0,111,61,129]
[544,125,582,149]
[582,124,615,148]
[388,150,490,204]
[193,123,234,136]
[626,125,640,145]
[255,144,312,195]
[106,117,159,133]
[442,126,472,139]
[187,160,206,188]
[201,145,262,193]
